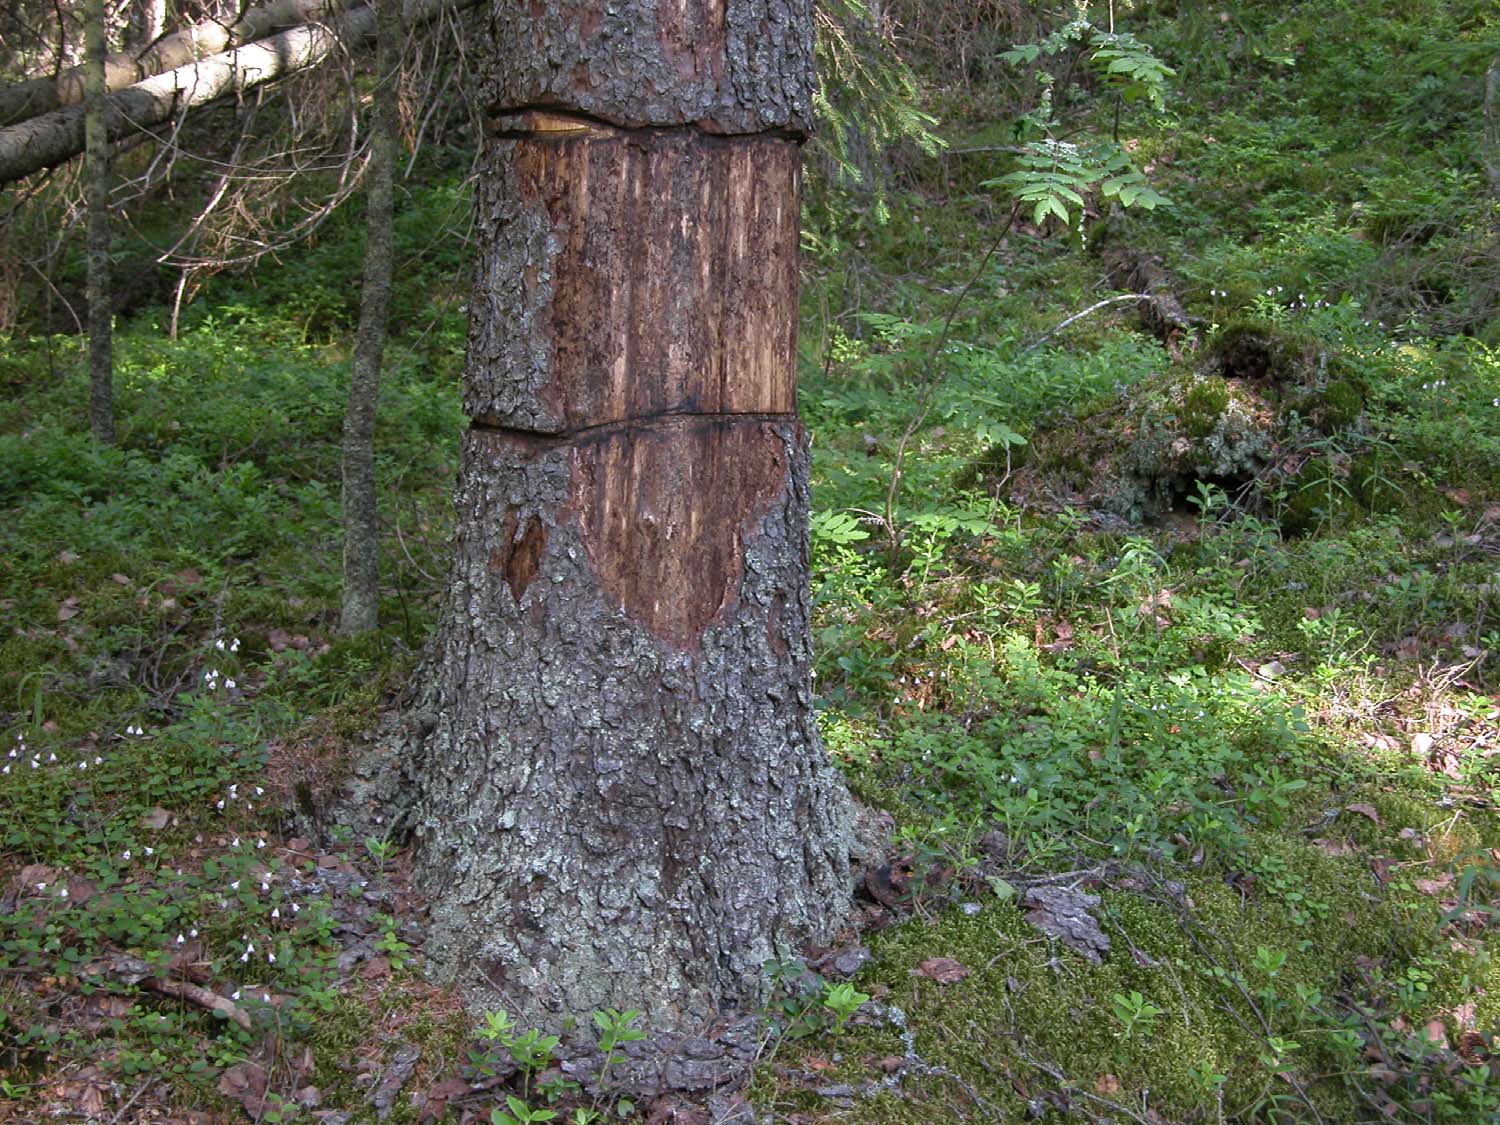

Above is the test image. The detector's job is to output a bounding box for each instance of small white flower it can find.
[122,850,131,860]
[271,907,280,919]
[254,787,264,797]
[230,638,240,653]
[189,928,198,937]
[47,753,56,762]
[260,881,270,892]
[35,882,46,891]
[267,952,276,964]
[225,679,237,690]
[59,888,68,899]
[214,639,226,651]
[256,839,265,849]
[215,799,225,810]
[231,989,241,1000]
[291,903,300,914]
[93,756,102,765]
[229,880,240,890]
[76,760,86,770]
[231,837,240,847]
[144,847,153,856]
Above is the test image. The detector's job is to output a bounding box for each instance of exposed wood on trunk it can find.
[411,0,851,1029]
[0,0,479,187]
[466,121,801,431]
[0,0,360,128]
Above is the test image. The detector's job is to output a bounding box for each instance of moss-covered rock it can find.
[1207,317,1324,384]
[996,324,1396,529]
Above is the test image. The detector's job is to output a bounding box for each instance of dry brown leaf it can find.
[1421,1020,1450,1050]
[359,955,392,980]
[916,957,971,984]
[140,807,172,831]
[56,597,80,621]
[1096,1074,1122,1095]
[1313,837,1357,857]
[1345,803,1381,824]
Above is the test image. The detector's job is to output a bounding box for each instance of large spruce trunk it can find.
[409,0,853,1028]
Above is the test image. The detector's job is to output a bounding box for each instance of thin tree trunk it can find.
[340,0,399,635]
[1484,50,1500,198]
[126,0,168,54]
[410,0,852,1031]
[84,0,113,444]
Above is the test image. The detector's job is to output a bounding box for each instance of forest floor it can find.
[4,1,1500,1121]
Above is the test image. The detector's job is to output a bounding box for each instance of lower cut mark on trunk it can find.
[476,415,789,650]
[413,423,850,1027]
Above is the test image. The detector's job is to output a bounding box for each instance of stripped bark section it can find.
[467,121,801,430]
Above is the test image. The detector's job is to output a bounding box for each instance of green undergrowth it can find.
[3,0,1500,1120]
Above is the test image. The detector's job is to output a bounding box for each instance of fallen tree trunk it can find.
[0,0,359,129]
[0,0,477,187]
